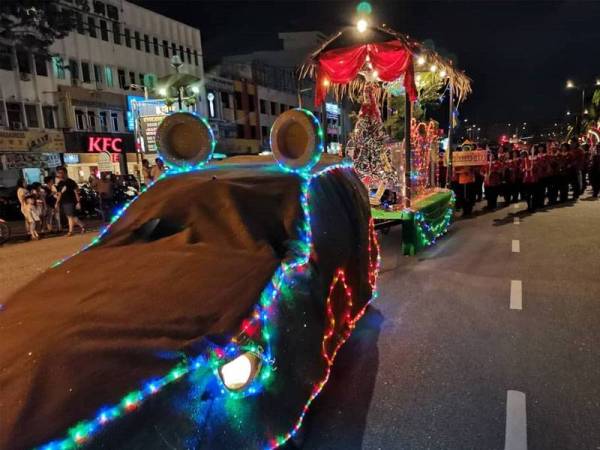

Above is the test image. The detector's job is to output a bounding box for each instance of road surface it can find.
[1,195,599,449]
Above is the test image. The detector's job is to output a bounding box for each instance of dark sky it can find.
[137,0,600,127]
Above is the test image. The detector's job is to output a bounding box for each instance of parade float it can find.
[300,16,471,254]
[1,110,379,450]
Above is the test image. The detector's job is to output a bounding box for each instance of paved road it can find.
[305,194,600,450]
[2,195,599,450]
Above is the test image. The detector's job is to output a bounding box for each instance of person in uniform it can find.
[483,151,503,210]
[534,144,548,208]
[558,143,570,202]
[522,148,537,211]
[546,144,560,205]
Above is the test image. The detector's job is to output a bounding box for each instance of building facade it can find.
[0,0,204,186]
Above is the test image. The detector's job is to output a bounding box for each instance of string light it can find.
[40,151,379,450]
[413,193,455,247]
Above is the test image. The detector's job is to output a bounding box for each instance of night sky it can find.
[137,0,600,128]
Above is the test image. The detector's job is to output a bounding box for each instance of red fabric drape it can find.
[315,40,417,106]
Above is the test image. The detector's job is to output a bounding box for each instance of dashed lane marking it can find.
[510,280,522,310]
[512,240,520,253]
[505,390,527,450]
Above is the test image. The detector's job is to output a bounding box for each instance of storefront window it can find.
[75,109,86,130]
[25,104,39,128]
[6,103,24,129]
[111,112,119,131]
[104,66,113,87]
[87,111,97,131]
[99,111,108,131]
[43,106,55,129]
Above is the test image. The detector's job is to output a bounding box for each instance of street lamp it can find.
[566,80,575,89]
[356,18,368,33]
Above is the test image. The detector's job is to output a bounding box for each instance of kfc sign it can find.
[88,136,123,153]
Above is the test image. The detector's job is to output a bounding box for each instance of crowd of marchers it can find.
[449,140,600,216]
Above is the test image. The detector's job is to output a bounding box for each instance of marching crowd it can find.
[452,140,600,215]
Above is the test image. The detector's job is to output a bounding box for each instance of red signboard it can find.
[88,137,123,153]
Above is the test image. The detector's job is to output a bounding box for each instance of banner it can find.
[452,150,488,167]
[0,130,65,152]
[0,152,61,170]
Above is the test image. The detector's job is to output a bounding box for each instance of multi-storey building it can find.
[204,32,349,155]
[0,0,204,186]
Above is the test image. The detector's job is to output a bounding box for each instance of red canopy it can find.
[315,40,418,106]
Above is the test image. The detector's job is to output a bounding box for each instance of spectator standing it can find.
[22,194,40,240]
[16,178,29,234]
[55,166,85,236]
[142,159,153,185]
[150,157,165,180]
[42,176,58,232]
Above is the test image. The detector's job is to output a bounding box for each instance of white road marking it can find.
[514,217,520,225]
[510,280,522,310]
[505,390,527,450]
[512,240,520,253]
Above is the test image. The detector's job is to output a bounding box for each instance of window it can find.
[104,66,113,87]
[234,92,242,109]
[259,99,266,114]
[88,17,97,38]
[113,22,121,44]
[7,103,23,128]
[100,20,108,41]
[135,32,141,50]
[153,37,159,55]
[118,69,126,89]
[52,56,65,79]
[280,104,286,112]
[87,111,96,131]
[139,73,144,85]
[93,1,106,15]
[179,45,184,60]
[99,111,108,131]
[171,43,177,57]
[69,59,79,80]
[42,106,55,129]
[143,34,149,53]
[124,28,131,47]
[186,48,191,64]
[129,71,135,85]
[261,126,269,138]
[17,51,30,74]
[221,91,230,108]
[248,95,255,112]
[193,50,199,66]
[111,112,119,131]
[94,64,103,84]
[25,105,39,128]
[76,13,85,34]
[106,4,118,20]
[270,102,277,115]
[250,126,257,139]
[162,40,169,57]
[0,45,12,70]
[75,109,86,130]
[34,55,48,76]
[236,124,245,138]
[81,62,91,83]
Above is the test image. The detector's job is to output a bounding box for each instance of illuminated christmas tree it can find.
[351,85,398,190]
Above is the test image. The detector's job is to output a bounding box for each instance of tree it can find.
[0,1,88,57]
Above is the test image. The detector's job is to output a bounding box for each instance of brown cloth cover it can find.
[0,166,303,450]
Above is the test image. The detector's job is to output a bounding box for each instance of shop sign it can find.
[63,154,80,164]
[140,115,164,153]
[88,136,123,153]
[0,152,61,170]
[97,152,113,172]
[0,130,65,152]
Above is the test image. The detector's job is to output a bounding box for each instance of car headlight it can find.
[218,352,262,391]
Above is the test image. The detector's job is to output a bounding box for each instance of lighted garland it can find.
[413,192,455,247]
[40,160,379,450]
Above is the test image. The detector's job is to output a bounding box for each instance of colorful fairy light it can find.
[39,149,379,450]
[412,192,455,247]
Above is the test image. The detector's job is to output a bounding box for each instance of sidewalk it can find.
[2,219,104,244]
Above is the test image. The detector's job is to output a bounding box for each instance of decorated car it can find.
[0,110,379,450]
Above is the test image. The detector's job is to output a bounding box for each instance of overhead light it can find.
[158,87,167,96]
[219,352,261,391]
[356,18,368,33]
[322,78,330,87]
[566,80,575,89]
[584,109,589,115]
[596,79,600,86]
[417,55,426,66]
[430,64,437,73]
[566,111,571,116]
